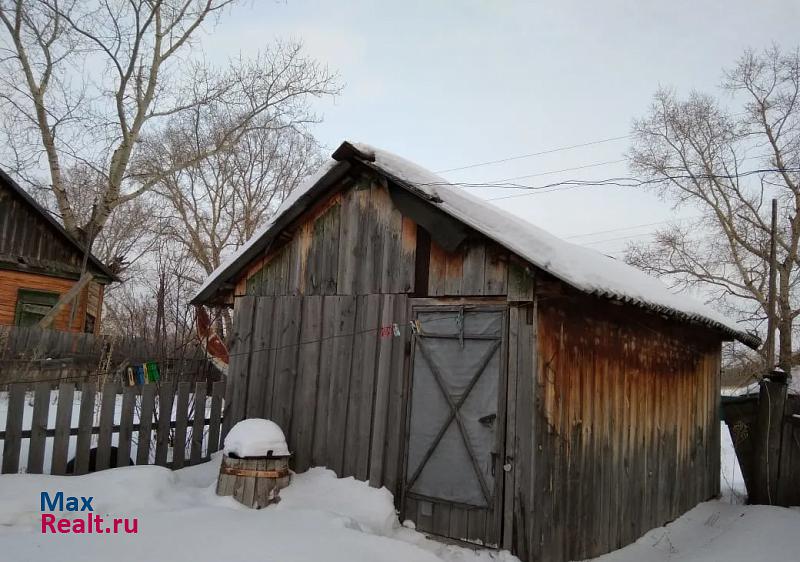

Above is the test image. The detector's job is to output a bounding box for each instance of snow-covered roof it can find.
[193,141,759,348]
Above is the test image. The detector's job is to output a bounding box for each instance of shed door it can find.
[403,306,506,547]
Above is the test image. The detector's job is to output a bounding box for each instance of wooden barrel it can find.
[216,454,291,508]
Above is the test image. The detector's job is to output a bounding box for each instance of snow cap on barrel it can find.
[224,418,290,458]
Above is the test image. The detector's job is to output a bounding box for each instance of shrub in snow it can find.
[224,418,289,458]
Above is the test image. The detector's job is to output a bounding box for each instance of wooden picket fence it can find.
[0,380,226,475]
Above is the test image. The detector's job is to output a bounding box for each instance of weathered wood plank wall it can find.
[238,176,524,300]
[219,168,726,562]
[527,293,722,561]
[227,293,409,495]
[0,183,84,276]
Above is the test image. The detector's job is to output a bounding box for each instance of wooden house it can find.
[0,169,116,333]
[193,141,759,561]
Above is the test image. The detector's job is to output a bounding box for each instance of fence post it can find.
[1,384,26,474]
[753,370,788,504]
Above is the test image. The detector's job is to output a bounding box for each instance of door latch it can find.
[478,413,497,427]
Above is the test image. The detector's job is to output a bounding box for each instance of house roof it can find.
[0,168,118,282]
[193,141,760,349]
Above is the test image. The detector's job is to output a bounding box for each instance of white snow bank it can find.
[719,421,747,504]
[1,452,797,562]
[0,455,515,562]
[593,500,800,561]
[224,418,289,457]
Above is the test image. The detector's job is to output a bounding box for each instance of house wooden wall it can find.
[223,169,725,562]
[224,293,409,496]
[0,183,84,278]
[516,290,722,561]
[0,269,104,333]
[237,174,534,301]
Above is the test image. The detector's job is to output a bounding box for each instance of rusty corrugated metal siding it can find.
[527,295,721,561]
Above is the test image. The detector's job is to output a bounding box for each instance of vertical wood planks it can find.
[191,382,207,464]
[0,381,228,477]
[26,382,50,474]
[207,381,226,456]
[343,294,381,480]
[246,297,275,419]
[173,382,191,469]
[336,188,362,294]
[461,243,486,296]
[155,382,175,466]
[292,296,323,472]
[271,296,303,433]
[320,203,341,295]
[311,297,337,467]
[117,385,137,470]
[325,295,357,475]
[95,382,119,470]
[136,384,156,465]
[368,294,396,487]
[507,261,534,302]
[224,296,257,440]
[484,244,508,295]
[503,306,520,551]
[73,382,96,475]
[428,241,448,296]
[530,298,725,562]
[51,382,74,475]
[382,294,409,496]
[1,384,26,473]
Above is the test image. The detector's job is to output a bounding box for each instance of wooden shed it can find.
[193,141,759,561]
[0,169,115,333]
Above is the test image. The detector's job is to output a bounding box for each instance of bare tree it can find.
[627,45,800,369]
[147,118,323,277]
[102,238,199,356]
[0,0,338,245]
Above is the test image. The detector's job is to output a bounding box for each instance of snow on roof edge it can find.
[349,142,758,348]
[194,140,759,348]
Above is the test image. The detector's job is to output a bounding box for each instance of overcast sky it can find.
[203,0,799,256]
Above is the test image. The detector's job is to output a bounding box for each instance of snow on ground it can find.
[0,396,793,562]
[0,455,516,562]
[719,421,747,504]
[0,422,797,561]
[593,501,800,562]
[0,454,798,562]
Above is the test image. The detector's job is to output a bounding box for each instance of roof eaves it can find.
[0,168,118,282]
[337,147,762,350]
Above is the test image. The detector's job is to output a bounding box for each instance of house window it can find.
[14,289,59,327]
[84,313,96,334]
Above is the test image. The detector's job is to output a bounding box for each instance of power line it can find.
[581,231,660,246]
[490,158,626,183]
[564,216,703,240]
[488,149,777,186]
[455,167,800,201]
[434,135,630,174]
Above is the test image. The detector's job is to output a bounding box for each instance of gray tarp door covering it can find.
[403,305,506,546]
